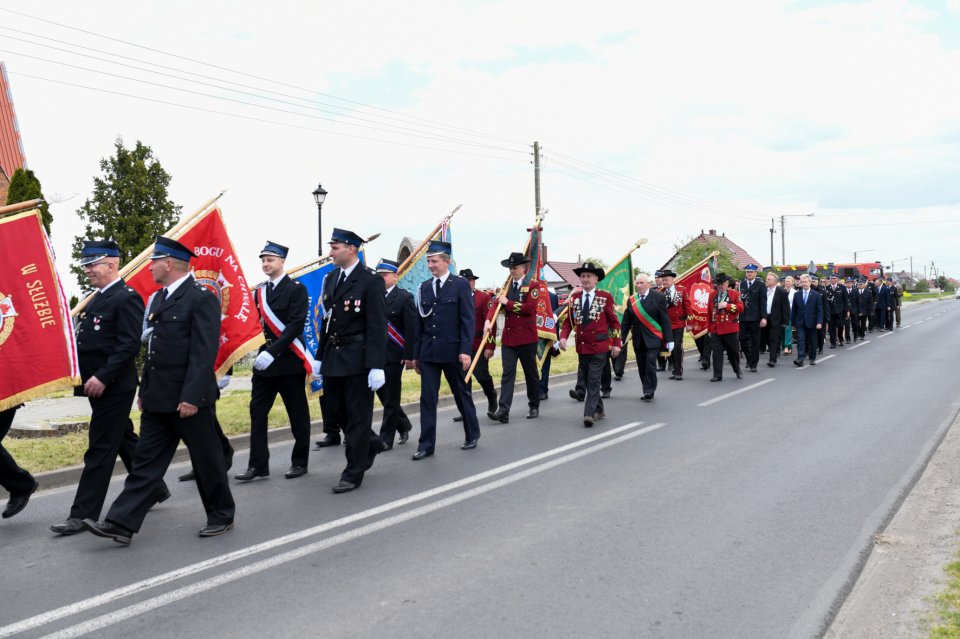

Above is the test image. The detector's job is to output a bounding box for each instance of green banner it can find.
[598,254,634,316]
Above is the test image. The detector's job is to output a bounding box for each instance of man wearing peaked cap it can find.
[374,258,417,449]
[824,272,849,349]
[485,251,540,422]
[51,240,171,536]
[319,228,388,492]
[738,263,763,373]
[236,241,312,482]
[84,236,235,544]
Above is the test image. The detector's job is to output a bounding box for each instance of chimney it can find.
[708,229,716,236]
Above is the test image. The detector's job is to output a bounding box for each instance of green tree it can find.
[936,275,949,291]
[6,168,52,235]
[71,138,181,289]
[915,279,930,292]
[669,237,744,280]
[582,257,609,270]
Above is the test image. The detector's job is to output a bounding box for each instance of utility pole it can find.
[780,215,786,265]
[910,256,913,279]
[770,218,775,268]
[533,141,541,216]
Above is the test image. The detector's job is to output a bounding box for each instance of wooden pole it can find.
[0,198,43,217]
[396,204,462,278]
[673,250,720,283]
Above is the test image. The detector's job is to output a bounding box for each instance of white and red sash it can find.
[256,285,315,376]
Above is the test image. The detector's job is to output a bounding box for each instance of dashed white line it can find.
[796,354,836,370]
[697,378,776,407]
[846,340,870,350]
[878,331,893,338]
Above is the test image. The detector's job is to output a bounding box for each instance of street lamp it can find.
[888,257,909,275]
[780,213,815,265]
[312,183,328,257]
[853,248,874,263]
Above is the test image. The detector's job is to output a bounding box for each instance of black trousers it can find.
[695,334,712,367]
[378,362,412,446]
[669,327,684,375]
[844,317,853,342]
[469,352,498,412]
[0,407,35,496]
[324,374,378,485]
[498,343,540,414]
[319,393,341,436]
[796,326,818,362]
[765,325,783,363]
[712,332,741,378]
[106,406,234,532]
[857,315,868,339]
[632,341,660,396]
[740,320,761,368]
[579,353,608,418]
[575,356,612,397]
[418,360,481,452]
[817,324,826,352]
[70,390,168,520]
[249,372,310,471]
[611,347,627,378]
[828,314,844,345]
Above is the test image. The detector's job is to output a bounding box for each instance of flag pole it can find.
[0,198,43,218]
[673,250,720,283]
[610,238,647,273]
[465,210,544,383]
[396,204,462,278]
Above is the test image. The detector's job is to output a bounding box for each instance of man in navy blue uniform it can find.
[375,258,416,449]
[792,274,824,368]
[411,240,481,459]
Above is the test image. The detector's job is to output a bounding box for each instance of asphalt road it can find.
[1,301,958,639]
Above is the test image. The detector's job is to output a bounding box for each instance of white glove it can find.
[311,360,322,377]
[253,351,275,371]
[218,375,231,390]
[367,368,385,391]
[666,342,675,352]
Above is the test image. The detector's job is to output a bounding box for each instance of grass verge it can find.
[929,548,960,638]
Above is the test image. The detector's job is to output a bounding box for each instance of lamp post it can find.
[888,257,909,277]
[853,248,874,263]
[780,213,815,264]
[312,183,328,257]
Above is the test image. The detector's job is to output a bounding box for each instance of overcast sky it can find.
[2,0,958,294]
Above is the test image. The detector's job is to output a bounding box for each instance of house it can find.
[0,61,29,204]
[660,229,762,272]
[542,260,581,296]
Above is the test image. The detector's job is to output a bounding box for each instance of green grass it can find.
[905,291,955,300]
[930,548,960,638]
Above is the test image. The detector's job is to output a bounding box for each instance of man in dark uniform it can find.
[411,241,481,458]
[738,264,763,372]
[0,406,37,519]
[84,237,235,544]
[51,240,170,535]
[375,258,416,449]
[844,277,857,342]
[824,273,849,348]
[620,273,673,400]
[485,252,540,422]
[876,278,892,331]
[887,278,899,330]
[453,269,497,423]
[318,229,387,493]
[236,241,312,482]
[856,278,872,339]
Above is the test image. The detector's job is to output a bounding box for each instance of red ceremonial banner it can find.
[0,210,80,410]
[124,207,264,376]
[677,255,717,339]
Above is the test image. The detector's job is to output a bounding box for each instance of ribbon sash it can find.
[256,286,315,375]
[387,320,405,349]
[630,295,664,343]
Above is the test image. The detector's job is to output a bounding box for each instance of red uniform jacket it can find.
[472,289,497,354]
[560,289,622,355]
[663,284,690,330]
[487,283,538,347]
[708,288,742,335]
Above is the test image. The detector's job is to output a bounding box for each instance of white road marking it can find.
[901,325,911,330]
[846,340,870,350]
[927,316,935,320]
[697,379,775,406]
[36,423,669,639]
[796,354,837,370]
[915,321,924,324]
[878,331,893,338]
[0,420,653,639]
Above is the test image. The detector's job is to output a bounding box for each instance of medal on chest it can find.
[93,316,101,331]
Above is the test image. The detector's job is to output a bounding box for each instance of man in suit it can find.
[484,252,540,421]
[792,273,824,368]
[453,269,497,423]
[411,241,481,458]
[707,273,743,381]
[318,229,388,493]
[875,278,892,332]
[855,278,872,339]
[887,278,900,329]
[84,237,235,544]
[824,273,849,348]
[738,264,764,372]
[375,259,416,449]
[0,406,37,519]
[843,277,857,343]
[560,262,621,426]
[51,240,170,536]
[810,275,827,353]
[236,241,312,482]
[759,272,790,368]
[620,273,673,401]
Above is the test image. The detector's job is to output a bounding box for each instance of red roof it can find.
[0,62,28,182]
[662,229,761,270]
[544,260,582,288]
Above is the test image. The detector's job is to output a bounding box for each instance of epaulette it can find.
[291,279,303,286]
[256,280,270,289]
[364,266,377,275]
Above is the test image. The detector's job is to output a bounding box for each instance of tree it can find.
[936,275,949,291]
[582,257,609,270]
[915,279,930,292]
[6,168,52,235]
[71,138,182,289]
[669,237,745,280]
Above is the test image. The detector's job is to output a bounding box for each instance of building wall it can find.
[0,62,28,181]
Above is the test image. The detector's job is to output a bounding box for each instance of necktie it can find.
[581,292,591,319]
[804,291,808,304]
[639,295,645,302]
[435,278,441,297]
[157,288,168,304]
[334,271,345,295]
[513,281,519,295]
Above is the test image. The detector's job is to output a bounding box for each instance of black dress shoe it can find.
[641,393,654,401]
[50,517,86,535]
[199,522,233,537]
[381,443,394,451]
[332,480,357,493]
[583,415,594,427]
[810,360,817,366]
[315,434,341,448]
[526,408,539,419]
[736,371,743,379]
[154,485,171,505]
[284,466,308,479]
[461,440,478,450]
[794,360,804,368]
[767,361,776,368]
[710,376,722,382]
[614,375,623,381]
[234,468,269,482]
[412,450,433,461]
[539,391,548,401]
[568,389,585,401]
[398,430,410,444]
[452,415,464,422]
[488,411,508,423]
[178,469,196,482]
[668,374,677,380]
[2,479,38,519]
[749,367,758,373]
[701,362,711,371]
[601,390,611,399]
[82,519,132,545]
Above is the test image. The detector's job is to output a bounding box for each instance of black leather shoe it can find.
[710,376,722,382]
[178,469,196,482]
[614,375,623,381]
[154,485,171,505]
[749,367,758,373]
[284,466,308,479]
[539,391,548,401]
[794,360,804,368]
[315,434,341,448]
[641,393,654,401]
[332,481,358,493]
[2,479,38,519]
[526,408,539,419]
[412,450,433,461]
[199,522,233,537]
[234,468,269,482]
[366,438,388,470]
[829,345,836,349]
[767,362,776,368]
[461,440,478,450]
[701,362,711,371]
[381,442,394,451]
[488,411,509,423]
[736,371,743,379]
[810,360,817,366]
[601,390,611,399]
[452,415,464,422]
[50,517,86,535]
[583,415,594,427]
[673,375,683,381]
[568,389,585,401]
[82,519,132,545]
[398,430,410,444]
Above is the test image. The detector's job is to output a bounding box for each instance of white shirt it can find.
[100,278,123,294]
[766,287,776,315]
[338,260,360,282]
[270,272,286,287]
[435,271,451,287]
[163,272,193,297]
[385,285,395,296]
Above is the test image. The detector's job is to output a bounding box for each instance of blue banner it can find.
[397,228,455,295]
